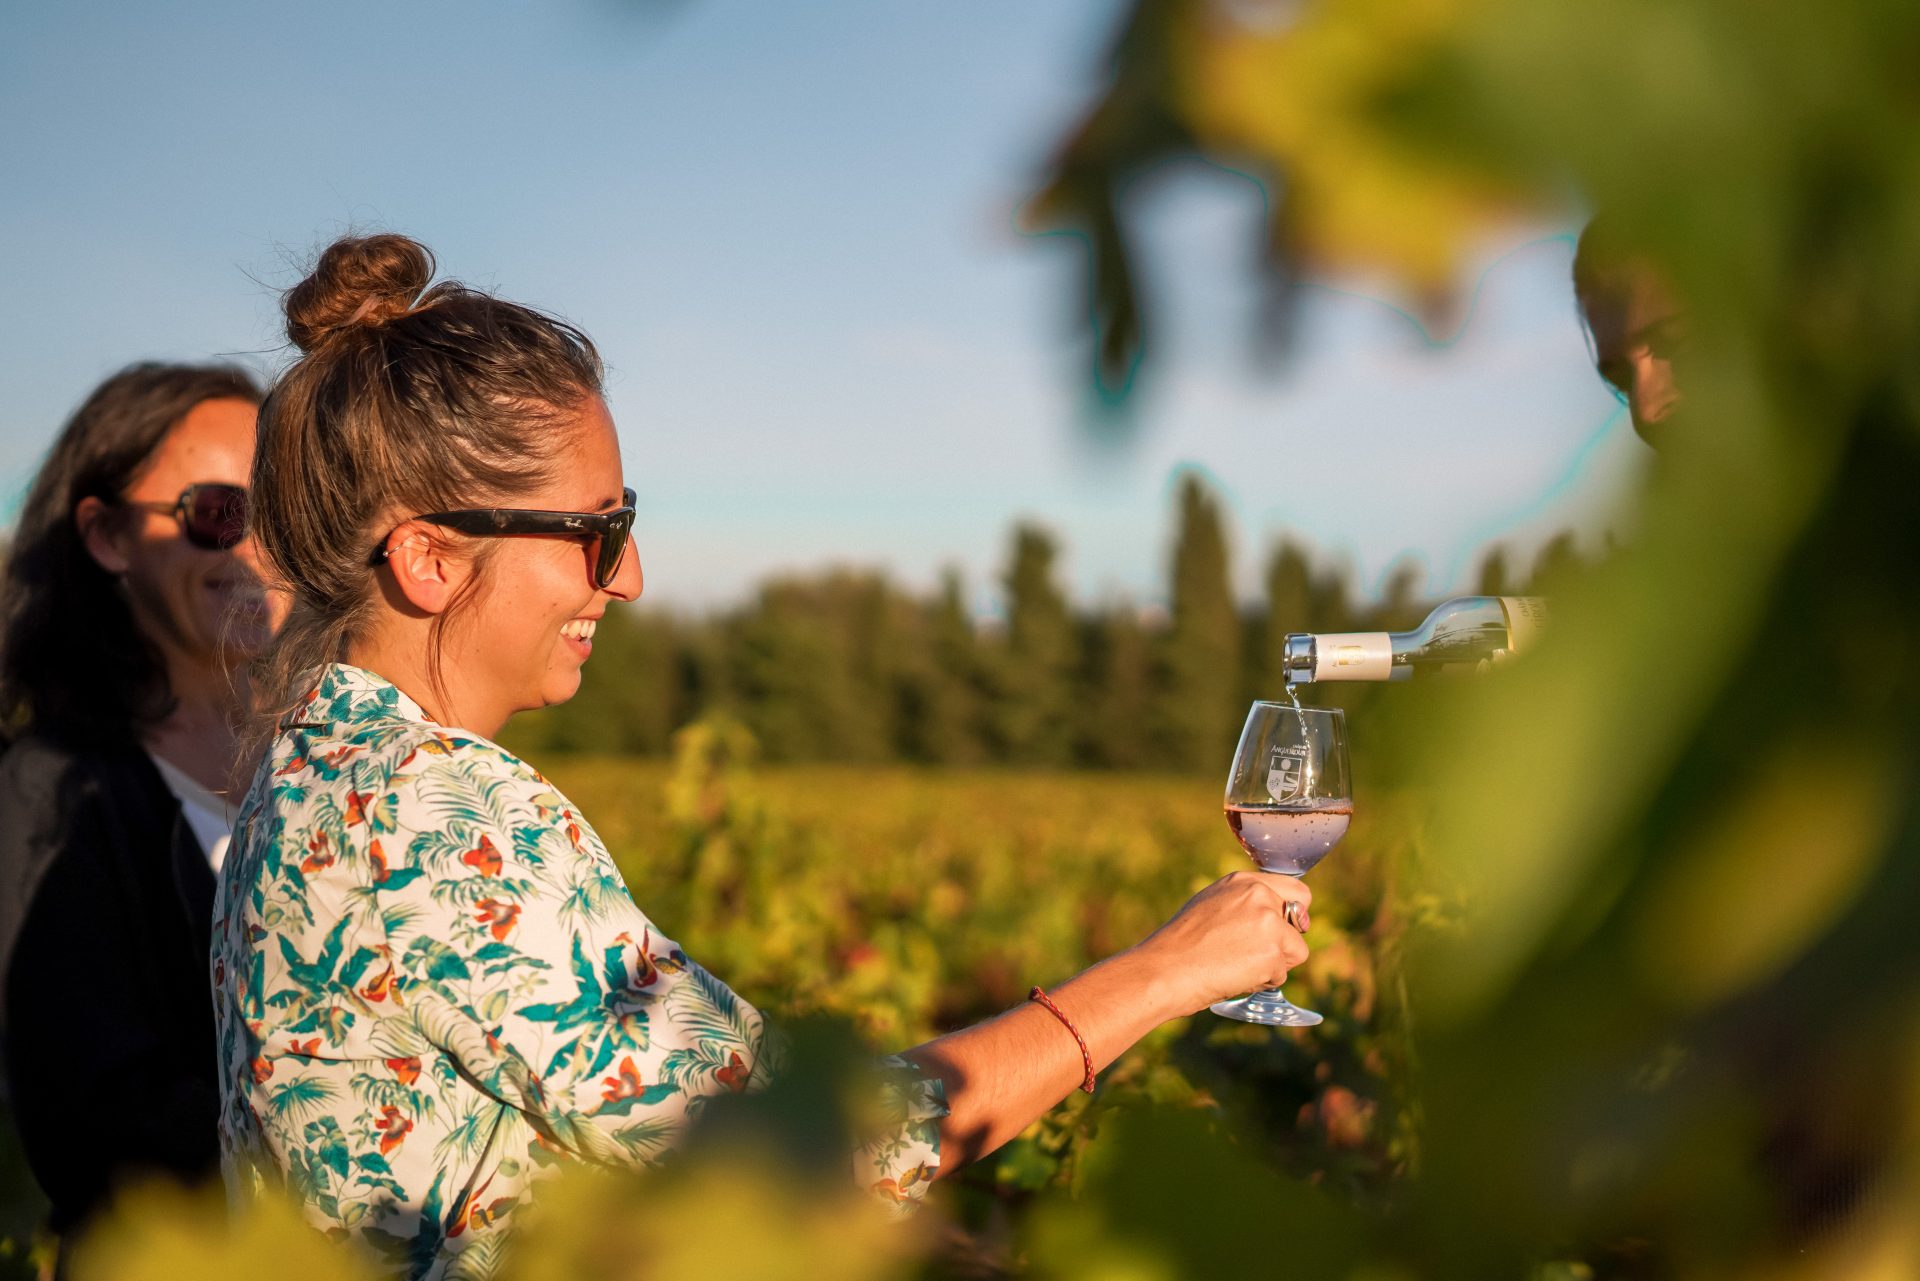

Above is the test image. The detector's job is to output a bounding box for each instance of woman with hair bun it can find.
[217,232,1312,1277]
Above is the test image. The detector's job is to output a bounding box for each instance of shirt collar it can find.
[284,663,438,733]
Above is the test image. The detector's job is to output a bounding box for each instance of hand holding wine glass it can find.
[1129,871,1312,1015]
[1214,701,1352,1026]
[902,751,1318,1168]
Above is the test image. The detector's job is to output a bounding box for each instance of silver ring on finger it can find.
[1284,900,1304,932]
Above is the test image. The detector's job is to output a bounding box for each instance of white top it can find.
[147,752,239,872]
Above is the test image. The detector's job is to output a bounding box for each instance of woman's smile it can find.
[559,614,600,660]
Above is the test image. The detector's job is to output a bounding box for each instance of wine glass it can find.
[1212,701,1352,1026]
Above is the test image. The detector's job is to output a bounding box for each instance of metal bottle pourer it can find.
[1281,634,1317,684]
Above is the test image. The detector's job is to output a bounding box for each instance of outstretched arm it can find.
[902,870,1311,1172]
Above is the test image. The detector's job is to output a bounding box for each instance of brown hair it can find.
[0,363,262,748]
[1572,217,1653,340]
[250,233,604,728]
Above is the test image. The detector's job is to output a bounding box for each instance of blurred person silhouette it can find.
[0,364,275,1257]
[1573,219,1907,1252]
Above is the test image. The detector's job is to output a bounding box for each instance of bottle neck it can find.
[1281,633,1316,684]
[1283,631,1397,683]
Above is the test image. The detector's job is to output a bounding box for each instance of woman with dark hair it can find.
[0,362,273,1246]
[217,234,1310,1279]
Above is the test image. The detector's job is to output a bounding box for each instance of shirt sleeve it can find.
[364,731,943,1201]
[370,734,770,1168]
[855,1056,947,1211]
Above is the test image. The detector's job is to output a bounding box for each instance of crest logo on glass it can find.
[1266,749,1306,802]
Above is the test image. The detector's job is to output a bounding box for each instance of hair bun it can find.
[284,234,436,353]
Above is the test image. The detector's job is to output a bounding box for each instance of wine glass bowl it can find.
[1213,701,1351,1026]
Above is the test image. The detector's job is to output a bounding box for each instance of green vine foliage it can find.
[58,733,1422,1279]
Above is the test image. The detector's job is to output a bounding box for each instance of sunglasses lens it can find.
[186,485,249,550]
[595,499,637,588]
[597,524,627,588]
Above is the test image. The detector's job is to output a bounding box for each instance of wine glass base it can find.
[1211,993,1323,1026]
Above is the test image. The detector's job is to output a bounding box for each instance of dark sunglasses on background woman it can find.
[370,488,638,590]
[121,482,249,551]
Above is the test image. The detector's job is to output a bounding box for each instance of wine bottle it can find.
[1280,596,1547,684]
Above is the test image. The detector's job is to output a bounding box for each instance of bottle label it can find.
[1499,597,1549,654]
[1312,632,1392,681]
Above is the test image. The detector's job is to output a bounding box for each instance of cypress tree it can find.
[1157,474,1241,771]
[1529,531,1582,591]
[1373,558,1424,630]
[1247,540,1314,704]
[898,569,987,764]
[989,524,1077,765]
[1077,602,1154,768]
[1476,545,1513,597]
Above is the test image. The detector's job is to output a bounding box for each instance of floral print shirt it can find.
[212,665,944,1279]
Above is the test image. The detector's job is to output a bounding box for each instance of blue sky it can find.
[0,0,1639,613]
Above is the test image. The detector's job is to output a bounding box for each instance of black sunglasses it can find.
[122,482,249,551]
[372,488,638,590]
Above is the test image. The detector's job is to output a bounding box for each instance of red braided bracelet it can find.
[1029,985,1096,1094]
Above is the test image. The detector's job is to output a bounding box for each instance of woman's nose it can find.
[605,539,643,603]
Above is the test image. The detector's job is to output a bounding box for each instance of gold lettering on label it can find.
[1333,645,1367,668]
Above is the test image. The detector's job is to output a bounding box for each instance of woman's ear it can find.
[74,496,131,575]
[379,522,468,616]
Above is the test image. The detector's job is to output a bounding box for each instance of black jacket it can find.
[0,736,219,1234]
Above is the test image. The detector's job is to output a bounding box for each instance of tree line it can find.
[505,474,1583,771]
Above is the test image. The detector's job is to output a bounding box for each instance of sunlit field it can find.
[533,727,1419,1206]
[15,738,1418,1281]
